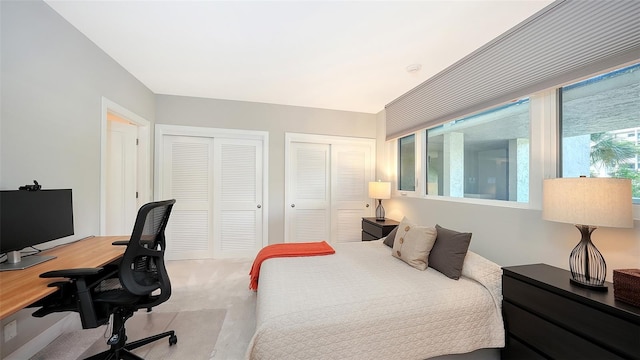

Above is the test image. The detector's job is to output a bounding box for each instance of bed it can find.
[246,239,505,360]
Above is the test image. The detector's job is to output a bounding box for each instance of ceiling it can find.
[44,0,553,114]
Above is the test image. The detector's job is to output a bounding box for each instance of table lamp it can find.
[369,181,391,221]
[542,177,633,291]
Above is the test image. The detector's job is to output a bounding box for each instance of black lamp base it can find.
[375,199,385,221]
[568,225,608,292]
[569,278,608,292]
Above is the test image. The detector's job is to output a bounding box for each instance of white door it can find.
[106,120,138,236]
[161,135,215,260]
[332,144,373,242]
[286,142,331,243]
[214,138,264,257]
[285,134,375,244]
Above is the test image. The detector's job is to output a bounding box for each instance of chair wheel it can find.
[169,334,178,346]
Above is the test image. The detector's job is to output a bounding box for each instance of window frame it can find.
[557,62,640,205]
[391,94,553,209]
[388,60,640,218]
[396,133,419,195]
[424,99,532,203]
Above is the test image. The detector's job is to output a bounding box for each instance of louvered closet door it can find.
[332,144,373,242]
[213,138,263,257]
[162,136,214,260]
[286,142,330,243]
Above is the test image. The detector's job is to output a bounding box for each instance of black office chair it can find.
[33,199,177,360]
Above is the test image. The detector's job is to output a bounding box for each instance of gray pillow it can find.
[428,224,472,280]
[383,226,398,247]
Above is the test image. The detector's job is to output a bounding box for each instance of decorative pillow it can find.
[428,224,472,280]
[391,218,437,271]
[383,225,398,248]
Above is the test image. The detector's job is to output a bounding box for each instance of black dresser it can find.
[361,217,399,241]
[502,264,640,359]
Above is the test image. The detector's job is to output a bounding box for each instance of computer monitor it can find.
[0,189,74,271]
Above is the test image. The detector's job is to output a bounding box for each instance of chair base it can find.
[84,306,177,360]
[85,330,177,360]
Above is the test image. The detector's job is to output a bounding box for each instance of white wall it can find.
[0,1,155,357]
[0,3,376,353]
[375,110,640,281]
[7,1,635,358]
[155,95,377,245]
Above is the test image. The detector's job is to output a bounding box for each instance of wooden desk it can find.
[0,236,128,320]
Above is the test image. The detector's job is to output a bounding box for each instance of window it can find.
[426,99,530,202]
[560,63,640,202]
[398,134,416,191]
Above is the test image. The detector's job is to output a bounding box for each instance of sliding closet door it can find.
[161,135,215,260]
[332,144,373,242]
[285,134,376,243]
[213,138,264,257]
[156,125,268,260]
[286,142,331,243]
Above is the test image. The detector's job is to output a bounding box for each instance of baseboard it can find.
[5,313,80,360]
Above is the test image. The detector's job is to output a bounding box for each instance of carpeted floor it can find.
[30,258,256,360]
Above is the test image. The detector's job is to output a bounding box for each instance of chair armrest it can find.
[47,281,71,288]
[40,268,103,278]
[113,239,156,247]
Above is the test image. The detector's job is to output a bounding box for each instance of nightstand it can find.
[361,217,399,241]
[502,264,640,360]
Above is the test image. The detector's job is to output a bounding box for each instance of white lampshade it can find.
[368,181,391,200]
[542,177,633,228]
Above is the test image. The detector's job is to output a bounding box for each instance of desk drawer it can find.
[503,301,625,360]
[503,276,640,358]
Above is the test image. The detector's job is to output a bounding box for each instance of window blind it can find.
[386,0,640,140]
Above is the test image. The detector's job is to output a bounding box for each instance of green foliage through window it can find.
[561,62,640,203]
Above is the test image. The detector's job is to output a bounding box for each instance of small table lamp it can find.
[369,181,391,221]
[542,177,633,291]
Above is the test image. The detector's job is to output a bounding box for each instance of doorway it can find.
[100,97,151,236]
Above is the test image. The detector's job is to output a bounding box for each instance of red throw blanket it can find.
[249,241,335,290]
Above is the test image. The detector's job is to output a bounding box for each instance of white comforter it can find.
[246,240,505,360]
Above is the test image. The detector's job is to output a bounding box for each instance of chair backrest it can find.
[119,199,176,305]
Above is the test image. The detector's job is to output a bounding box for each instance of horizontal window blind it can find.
[386,0,640,140]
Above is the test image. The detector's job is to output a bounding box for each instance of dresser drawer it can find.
[361,218,399,241]
[503,301,626,360]
[502,335,545,360]
[361,220,385,238]
[503,276,640,358]
[361,231,378,241]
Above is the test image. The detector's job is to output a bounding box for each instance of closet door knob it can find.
[257,204,262,209]
[291,204,295,208]
[366,204,370,208]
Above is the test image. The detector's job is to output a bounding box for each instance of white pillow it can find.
[391,217,437,271]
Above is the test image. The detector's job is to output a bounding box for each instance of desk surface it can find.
[0,235,128,320]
